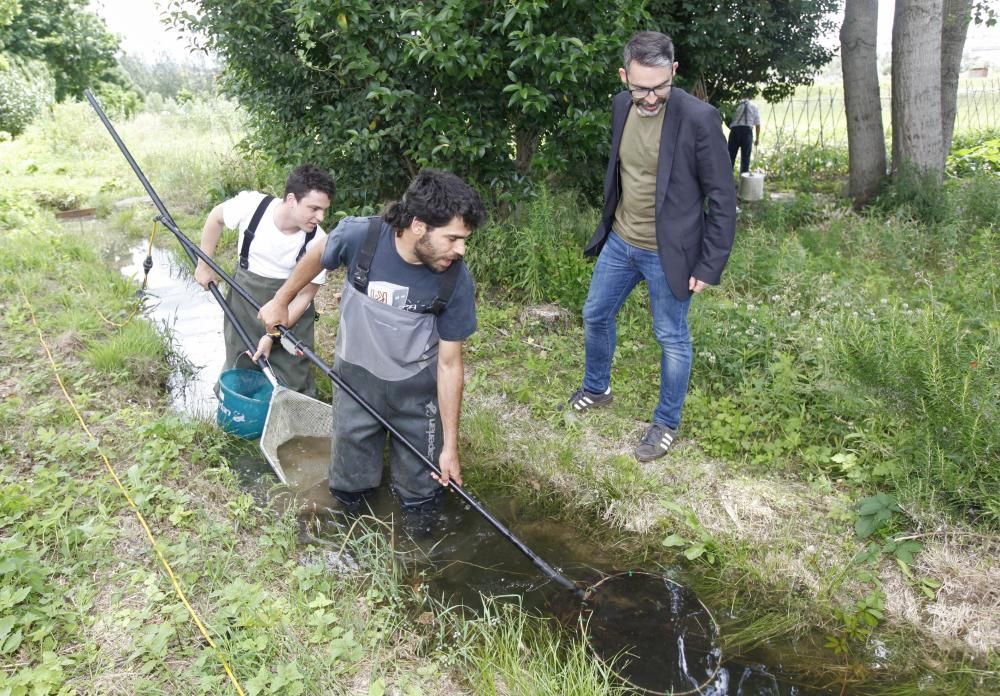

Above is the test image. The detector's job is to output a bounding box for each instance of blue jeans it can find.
[582,231,692,429]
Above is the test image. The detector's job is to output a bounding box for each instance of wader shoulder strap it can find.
[427,261,462,316]
[238,195,275,270]
[351,216,382,293]
[350,214,462,315]
[296,230,316,262]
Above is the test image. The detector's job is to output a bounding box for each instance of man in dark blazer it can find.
[566,31,736,462]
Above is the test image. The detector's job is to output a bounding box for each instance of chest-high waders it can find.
[222,196,317,396]
[329,217,460,510]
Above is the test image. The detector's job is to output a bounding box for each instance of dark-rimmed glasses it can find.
[626,78,673,99]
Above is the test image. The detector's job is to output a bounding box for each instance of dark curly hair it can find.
[383,169,486,233]
[284,164,336,201]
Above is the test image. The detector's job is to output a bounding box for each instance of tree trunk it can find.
[841,0,886,206]
[891,0,945,179]
[514,128,540,176]
[940,0,972,168]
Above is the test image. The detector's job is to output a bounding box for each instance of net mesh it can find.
[583,572,721,695]
[259,386,333,485]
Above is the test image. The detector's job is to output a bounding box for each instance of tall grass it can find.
[467,187,598,311]
[441,596,624,696]
[837,306,998,523]
[469,171,999,529]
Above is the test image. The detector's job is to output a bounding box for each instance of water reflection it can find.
[120,244,223,418]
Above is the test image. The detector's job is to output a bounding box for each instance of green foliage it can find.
[756,142,850,190]
[206,149,285,204]
[119,52,219,101]
[0,0,20,29]
[169,0,646,208]
[168,0,839,207]
[89,79,143,119]
[452,597,621,695]
[0,54,54,137]
[853,492,902,539]
[465,187,596,309]
[954,173,1000,231]
[825,589,886,654]
[948,135,1000,177]
[647,0,839,105]
[873,165,954,224]
[837,305,998,525]
[3,0,130,102]
[0,186,45,230]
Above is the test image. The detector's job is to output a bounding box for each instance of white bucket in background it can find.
[739,172,765,201]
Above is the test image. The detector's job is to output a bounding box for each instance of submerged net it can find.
[582,572,721,695]
[259,386,333,485]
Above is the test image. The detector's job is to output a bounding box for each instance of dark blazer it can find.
[585,88,737,300]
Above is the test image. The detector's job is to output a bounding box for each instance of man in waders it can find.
[195,164,335,396]
[258,169,486,516]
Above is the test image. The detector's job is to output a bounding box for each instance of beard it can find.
[414,237,456,272]
[633,96,667,117]
[633,86,671,117]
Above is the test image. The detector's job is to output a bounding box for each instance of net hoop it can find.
[580,571,722,696]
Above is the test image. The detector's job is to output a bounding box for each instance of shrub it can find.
[953,174,1000,232]
[465,187,597,311]
[755,143,849,191]
[0,54,55,137]
[871,164,953,225]
[948,135,1000,177]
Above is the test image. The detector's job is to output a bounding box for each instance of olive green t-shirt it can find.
[612,105,665,251]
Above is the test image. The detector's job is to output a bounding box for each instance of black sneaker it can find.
[565,387,613,413]
[634,423,678,462]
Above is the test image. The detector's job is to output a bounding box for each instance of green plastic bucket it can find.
[217,369,273,439]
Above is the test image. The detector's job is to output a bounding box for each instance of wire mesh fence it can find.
[751,77,999,181]
[759,77,999,150]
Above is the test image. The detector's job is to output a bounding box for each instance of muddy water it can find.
[237,434,820,695]
[129,243,843,695]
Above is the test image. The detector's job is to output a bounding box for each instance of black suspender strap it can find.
[351,216,382,293]
[427,261,462,316]
[238,195,275,270]
[296,230,316,262]
[350,214,462,315]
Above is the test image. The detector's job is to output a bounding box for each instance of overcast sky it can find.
[90,0,199,62]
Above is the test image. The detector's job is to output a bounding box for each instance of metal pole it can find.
[86,89,581,596]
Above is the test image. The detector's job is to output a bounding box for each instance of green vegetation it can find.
[169,0,837,207]
[1,0,129,103]
[2,99,998,694]
[0,55,54,138]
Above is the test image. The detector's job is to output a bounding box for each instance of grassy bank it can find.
[2,100,998,694]
[0,218,623,696]
[1,105,622,695]
[460,177,998,690]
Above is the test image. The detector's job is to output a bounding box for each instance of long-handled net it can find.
[87,89,724,695]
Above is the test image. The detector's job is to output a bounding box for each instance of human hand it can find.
[258,300,289,333]
[689,276,708,294]
[250,334,275,363]
[194,261,218,290]
[432,447,462,488]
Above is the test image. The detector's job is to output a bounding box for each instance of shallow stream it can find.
[123,239,865,695]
